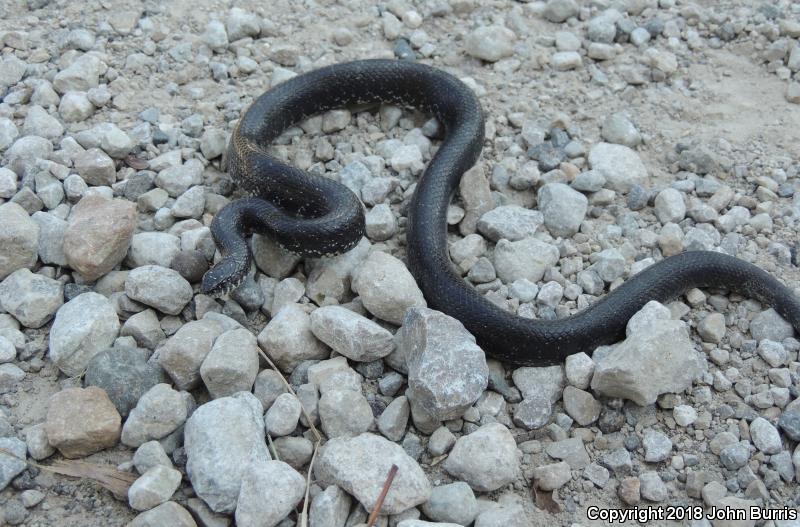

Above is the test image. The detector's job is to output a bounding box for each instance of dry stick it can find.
[256,348,320,527]
[366,464,399,527]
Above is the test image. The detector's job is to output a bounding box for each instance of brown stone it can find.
[63,194,136,281]
[45,386,122,458]
[618,476,641,506]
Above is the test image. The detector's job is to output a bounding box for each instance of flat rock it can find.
[44,386,121,458]
[315,432,431,515]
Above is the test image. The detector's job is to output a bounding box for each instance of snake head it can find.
[200,256,248,298]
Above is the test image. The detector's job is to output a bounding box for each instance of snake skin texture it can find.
[202,58,800,365]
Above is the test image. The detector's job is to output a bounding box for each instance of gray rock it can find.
[171,186,206,219]
[698,313,726,343]
[133,441,173,474]
[128,465,182,511]
[365,203,397,241]
[639,471,667,502]
[125,265,193,316]
[23,106,63,139]
[543,0,579,22]
[309,485,351,527]
[571,170,606,192]
[377,395,410,442]
[421,482,477,526]
[512,365,564,403]
[158,319,225,390]
[749,417,782,454]
[719,441,750,470]
[155,160,204,198]
[200,328,259,399]
[592,248,626,283]
[643,430,672,462]
[257,304,329,373]
[778,405,800,441]
[0,363,24,393]
[591,301,705,405]
[264,393,301,437]
[24,423,54,461]
[583,463,610,488]
[85,347,168,417]
[127,232,181,269]
[253,369,288,412]
[395,308,488,421]
[273,436,313,471]
[0,202,39,280]
[552,51,582,71]
[185,393,270,513]
[315,433,431,515]
[6,136,53,177]
[757,340,788,368]
[53,53,105,93]
[127,502,197,527]
[0,437,27,491]
[49,292,120,377]
[750,308,794,342]
[565,352,594,389]
[601,113,641,147]
[235,460,305,527]
[537,183,588,238]
[59,91,94,122]
[0,268,63,328]
[545,437,590,469]
[476,205,543,242]
[443,423,520,492]
[319,389,373,438]
[31,211,67,266]
[493,237,559,283]
[532,461,571,491]
[310,306,394,362]
[562,386,600,426]
[226,7,261,41]
[465,25,515,62]
[121,383,189,447]
[0,336,14,364]
[0,121,19,153]
[587,143,647,193]
[352,251,426,325]
[654,188,686,224]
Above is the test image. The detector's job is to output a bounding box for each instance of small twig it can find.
[256,346,322,527]
[266,432,280,462]
[366,464,398,527]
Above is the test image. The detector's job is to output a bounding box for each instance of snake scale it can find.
[201,59,800,365]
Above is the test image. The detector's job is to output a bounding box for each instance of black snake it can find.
[202,59,800,365]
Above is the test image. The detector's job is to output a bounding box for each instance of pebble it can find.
[565,352,594,389]
[310,306,394,362]
[128,502,198,527]
[257,304,329,372]
[155,160,204,197]
[128,465,182,511]
[443,423,519,492]
[601,113,641,147]
[125,265,193,315]
[234,460,305,527]
[543,0,579,23]
[365,203,397,241]
[63,195,137,280]
[84,346,167,416]
[493,237,559,283]
[0,363,24,393]
[264,393,302,437]
[778,405,800,441]
[587,143,648,193]
[643,430,673,462]
[377,395,410,442]
[546,437,590,469]
[49,292,119,376]
[0,121,19,152]
[0,203,39,280]
[591,301,705,405]
[315,432,431,514]
[133,441,173,474]
[618,477,641,505]
[121,383,189,447]
[673,405,698,427]
[20,489,45,508]
[654,188,686,224]
[551,51,582,71]
[421,482,477,526]
[396,307,488,421]
[750,308,794,342]
[538,183,588,237]
[59,91,95,122]
[184,393,271,513]
[200,328,259,398]
[465,25,515,62]
[0,268,63,328]
[719,441,750,470]
[352,251,426,325]
[0,337,15,364]
[562,386,601,426]
[24,423,54,461]
[127,232,181,268]
[698,312,726,343]
[23,105,63,139]
[757,340,787,368]
[45,386,121,458]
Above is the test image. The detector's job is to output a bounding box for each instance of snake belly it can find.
[202,58,800,365]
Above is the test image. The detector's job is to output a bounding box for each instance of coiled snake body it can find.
[202,59,800,365]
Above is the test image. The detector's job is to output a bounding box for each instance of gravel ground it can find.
[1,0,800,526]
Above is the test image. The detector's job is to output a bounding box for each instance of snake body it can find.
[202,59,800,365]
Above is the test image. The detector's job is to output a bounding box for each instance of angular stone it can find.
[257,304,329,373]
[49,292,120,377]
[443,423,520,492]
[158,319,225,390]
[315,433,431,515]
[121,383,189,447]
[352,251,426,325]
[587,143,647,193]
[200,328,259,398]
[235,460,305,527]
[125,265,193,315]
[44,386,121,458]
[0,268,63,328]
[309,305,394,362]
[128,502,198,527]
[0,202,39,280]
[128,465,182,511]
